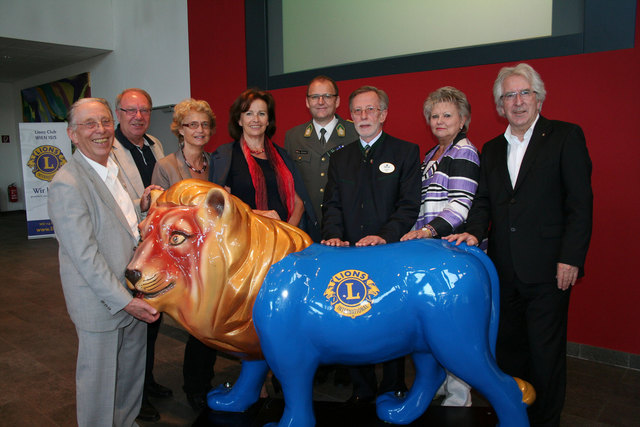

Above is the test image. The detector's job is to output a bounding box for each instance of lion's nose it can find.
[125,269,141,285]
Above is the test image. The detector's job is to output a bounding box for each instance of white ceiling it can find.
[0,37,111,83]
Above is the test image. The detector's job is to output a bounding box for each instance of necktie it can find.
[319,128,327,145]
[364,144,371,157]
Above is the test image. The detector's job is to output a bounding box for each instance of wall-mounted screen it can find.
[246,0,635,89]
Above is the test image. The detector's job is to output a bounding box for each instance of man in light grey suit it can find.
[48,98,160,427]
[110,88,170,421]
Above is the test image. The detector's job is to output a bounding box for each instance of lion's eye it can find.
[169,232,188,246]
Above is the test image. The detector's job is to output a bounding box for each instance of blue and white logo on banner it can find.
[19,123,72,239]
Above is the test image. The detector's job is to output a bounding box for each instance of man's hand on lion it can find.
[321,238,350,247]
[445,232,479,247]
[355,235,386,247]
[253,209,281,221]
[141,185,164,212]
[124,297,160,323]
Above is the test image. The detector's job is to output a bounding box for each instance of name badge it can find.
[379,162,395,173]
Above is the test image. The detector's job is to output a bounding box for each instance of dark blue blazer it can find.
[322,132,421,245]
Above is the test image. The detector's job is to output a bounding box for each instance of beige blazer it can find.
[110,134,165,203]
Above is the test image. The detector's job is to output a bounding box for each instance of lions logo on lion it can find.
[126,179,534,426]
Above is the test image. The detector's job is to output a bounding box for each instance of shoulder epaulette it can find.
[304,123,313,138]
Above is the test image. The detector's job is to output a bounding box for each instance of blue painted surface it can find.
[208,239,530,426]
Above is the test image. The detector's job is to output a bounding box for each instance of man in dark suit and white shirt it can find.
[321,85,421,403]
[448,63,593,426]
[284,75,357,240]
[48,98,160,427]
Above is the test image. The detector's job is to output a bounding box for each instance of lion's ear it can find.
[204,186,228,218]
[149,189,163,208]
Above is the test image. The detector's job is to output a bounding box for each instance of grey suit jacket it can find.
[48,151,140,332]
[111,134,164,202]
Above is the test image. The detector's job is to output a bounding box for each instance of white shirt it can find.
[313,116,338,140]
[80,152,140,240]
[505,114,540,187]
[360,130,384,150]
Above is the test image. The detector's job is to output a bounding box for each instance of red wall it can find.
[189,1,640,355]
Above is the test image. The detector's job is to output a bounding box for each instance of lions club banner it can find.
[19,123,71,239]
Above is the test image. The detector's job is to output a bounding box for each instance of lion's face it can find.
[128,205,209,310]
[126,183,231,337]
[125,179,313,359]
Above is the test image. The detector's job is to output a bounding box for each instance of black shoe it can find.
[145,381,173,398]
[346,393,375,405]
[186,392,207,412]
[137,396,160,422]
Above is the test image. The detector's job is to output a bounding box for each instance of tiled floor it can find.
[0,210,638,426]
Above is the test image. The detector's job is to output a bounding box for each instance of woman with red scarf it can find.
[209,89,318,235]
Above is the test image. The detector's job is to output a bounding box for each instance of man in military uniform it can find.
[285,75,357,240]
[285,76,357,386]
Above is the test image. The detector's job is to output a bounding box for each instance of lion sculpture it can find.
[126,179,534,426]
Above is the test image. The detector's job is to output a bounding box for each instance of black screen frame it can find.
[245,0,636,89]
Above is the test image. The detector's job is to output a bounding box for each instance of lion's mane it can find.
[130,179,313,359]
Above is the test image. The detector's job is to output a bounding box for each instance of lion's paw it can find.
[376,391,421,425]
[207,384,257,412]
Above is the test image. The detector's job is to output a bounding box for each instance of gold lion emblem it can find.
[26,145,67,182]
[324,269,379,319]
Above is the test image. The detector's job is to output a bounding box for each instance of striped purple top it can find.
[415,133,480,236]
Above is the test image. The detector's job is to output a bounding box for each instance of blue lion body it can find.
[209,240,529,426]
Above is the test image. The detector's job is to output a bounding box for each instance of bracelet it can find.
[421,224,437,238]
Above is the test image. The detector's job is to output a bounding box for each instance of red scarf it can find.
[240,137,295,220]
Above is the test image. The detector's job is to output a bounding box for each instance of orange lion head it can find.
[126,179,312,359]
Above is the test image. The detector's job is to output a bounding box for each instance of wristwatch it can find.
[421,224,437,238]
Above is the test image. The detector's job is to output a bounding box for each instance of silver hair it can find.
[349,86,389,111]
[67,98,113,128]
[423,86,471,133]
[493,63,546,116]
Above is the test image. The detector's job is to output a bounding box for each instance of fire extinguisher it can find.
[8,183,18,203]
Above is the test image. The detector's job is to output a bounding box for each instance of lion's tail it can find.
[456,243,500,358]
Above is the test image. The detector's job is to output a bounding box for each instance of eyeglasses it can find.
[351,106,382,116]
[75,119,114,130]
[182,121,211,130]
[307,93,337,102]
[501,89,536,102]
[119,107,151,116]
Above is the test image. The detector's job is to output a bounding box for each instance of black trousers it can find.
[183,334,217,394]
[350,357,407,398]
[496,275,571,427]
